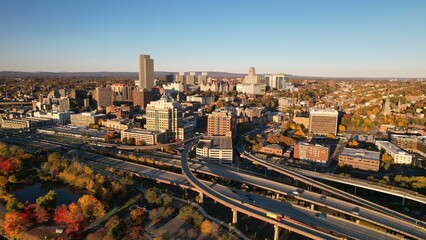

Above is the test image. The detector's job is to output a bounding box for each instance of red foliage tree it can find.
[0,158,14,175]
[34,206,50,223]
[54,203,88,236]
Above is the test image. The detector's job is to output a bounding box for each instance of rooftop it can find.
[340,148,380,161]
[376,141,409,155]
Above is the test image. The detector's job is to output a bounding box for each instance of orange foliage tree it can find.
[3,211,31,238]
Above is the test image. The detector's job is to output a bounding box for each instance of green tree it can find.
[36,190,57,211]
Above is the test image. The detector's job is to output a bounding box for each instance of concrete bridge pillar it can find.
[198,192,203,204]
[276,193,280,199]
[232,209,238,224]
[310,203,315,210]
[355,219,360,224]
[274,225,280,240]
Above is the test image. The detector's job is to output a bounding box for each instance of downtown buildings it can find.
[309,108,339,136]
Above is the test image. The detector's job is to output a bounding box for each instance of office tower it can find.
[95,85,113,109]
[308,108,339,135]
[207,108,235,137]
[244,67,259,84]
[166,74,175,83]
[175,72,185,83]
[266,73,288,90]
[136,54,154,90]
[58,98,71,112]
[132,88,153,110]
[197,72,208,85]
[145,94,184,140]
[111,83,133,102]
[186,72,196,85]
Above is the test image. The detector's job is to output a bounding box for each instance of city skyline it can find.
[1,1,426,77]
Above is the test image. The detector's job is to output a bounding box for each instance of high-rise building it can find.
[94,85,113,109]
[266,73,289,90]
[136,54,154,90]
[207,107,235,137]
[244,67,259,84]
[166,74,175,83]
[132,88,152,109]
[111,83,133,102]
[175,72,185,83]
[145,94,191,140]
[185,72,196,85]
[57,98,71,112]
[197,72,208,85]
[309,108,339,135]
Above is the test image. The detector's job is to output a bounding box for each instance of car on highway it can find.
[316,212,327,220]
[292,189,301,196]
[351,207,360,215]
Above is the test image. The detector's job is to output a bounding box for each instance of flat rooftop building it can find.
[196,136,233,164]
[339,148,380,171]
[376,140,412,165]
[309,108,338,136]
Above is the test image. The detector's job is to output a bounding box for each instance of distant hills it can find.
[0,71,246,78]
[0,71,421,81]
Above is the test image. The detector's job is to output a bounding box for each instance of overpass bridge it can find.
[3,135,426,239]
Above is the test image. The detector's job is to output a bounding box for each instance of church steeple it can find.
[383,91,391,116]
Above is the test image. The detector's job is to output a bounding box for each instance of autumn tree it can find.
[54,203,89,236]
[348,139,359,148]
[381,153,394,171]
[162,194,173,206]
[145,187,162,205]
[338,124,347,132]
[200,220,219,236]
[33,205,50,223]
[104,132,115,141]
[130,208,145,226]
[3,211,31,238]
[24,203,50,224]
[77,195,106,219]
[0,175,8,189]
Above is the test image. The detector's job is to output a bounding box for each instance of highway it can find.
[242,152,426,235]
[3,136,426,239]
[286,166,426,205]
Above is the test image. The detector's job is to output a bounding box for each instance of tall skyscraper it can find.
[136,54,154,90]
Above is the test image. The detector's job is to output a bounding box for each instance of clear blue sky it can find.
[1,0,426,77]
